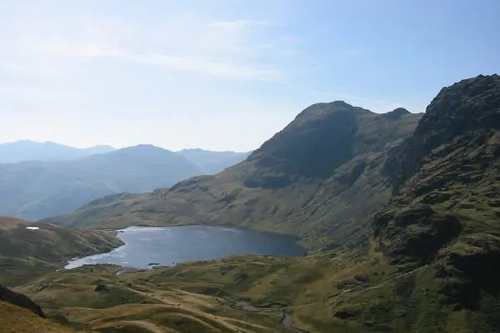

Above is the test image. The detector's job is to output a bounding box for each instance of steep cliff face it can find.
[373,75,500,319]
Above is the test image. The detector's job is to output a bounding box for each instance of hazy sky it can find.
[0,1,498,151]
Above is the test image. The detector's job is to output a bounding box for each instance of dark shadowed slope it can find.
[177,148,251,174]
[0,140,115,163]
[0,145,203,220]
[0,284,44,317]
[370,75,500,326]
[47,102,421,249]
[0,299,87,333]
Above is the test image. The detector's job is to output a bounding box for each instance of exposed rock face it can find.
[374,204,462,264]
[0,284,45,318]
[373,75,500,316]
[386,74,500,193]
[435,234,500,310]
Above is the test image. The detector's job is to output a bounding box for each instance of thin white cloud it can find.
[33,42,120,58]
[123,52,284,82]
[30,42,284,82]
[8,14,293,82]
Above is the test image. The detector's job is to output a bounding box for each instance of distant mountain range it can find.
[0,141,115,163]
[0,140,249,173]
[0,143,249,220]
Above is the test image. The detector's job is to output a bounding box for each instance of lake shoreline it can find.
[65,225,305,270]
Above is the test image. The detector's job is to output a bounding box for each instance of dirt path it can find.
[123,284,273,333]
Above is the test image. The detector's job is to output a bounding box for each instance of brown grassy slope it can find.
[46,103,421,249]
[0,283,45,317]
[18,264,286,333]
[0,217,122,286]
[15,251,486,333]
[0,301,86,333]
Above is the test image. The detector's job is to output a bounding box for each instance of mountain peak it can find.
[114,144,172,154]
[382,107,411,120]
[294,101,358,121]
[123,144,163,150]
[243,101,421,188]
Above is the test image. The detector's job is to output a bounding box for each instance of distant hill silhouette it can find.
[0,145,204,219]
[0,140,115,163]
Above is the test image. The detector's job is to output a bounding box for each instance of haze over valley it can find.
[0,141,249,219]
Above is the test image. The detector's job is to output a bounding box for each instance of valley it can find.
[1,74,500,333]
[45,103,422,250]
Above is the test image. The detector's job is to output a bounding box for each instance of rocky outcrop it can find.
[435,234,500,310]
[374,75,500,260]
[374,204,462,264]
[373,75,500,318]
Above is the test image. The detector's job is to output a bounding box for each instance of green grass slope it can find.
[0,300,88,333]
[47,102,421,249]
[0,217,122,286]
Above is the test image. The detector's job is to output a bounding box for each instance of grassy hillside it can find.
[15,251,489,333]
[0,144,203,220]
[18,264,286,333]
[47,103,421,249]
[0,217,122,286]
[0,300,88,333]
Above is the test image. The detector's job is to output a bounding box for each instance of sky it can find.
[0,1,498,152]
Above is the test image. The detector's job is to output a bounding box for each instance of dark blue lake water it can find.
[65,226,305,269]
